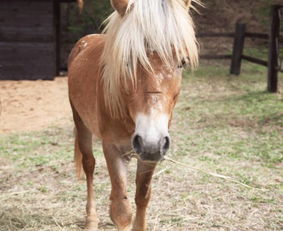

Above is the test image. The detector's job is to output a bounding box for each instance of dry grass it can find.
[0,63,282,231]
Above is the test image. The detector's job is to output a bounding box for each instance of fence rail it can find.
[199,4,282,93]
[198,33,235,38]
[200,55,232,60]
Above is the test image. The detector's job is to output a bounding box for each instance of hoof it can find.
[85,219,99,231]
[118,225,132,231]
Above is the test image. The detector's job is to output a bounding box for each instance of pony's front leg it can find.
[102,142,132,231]
[132,161,157,231]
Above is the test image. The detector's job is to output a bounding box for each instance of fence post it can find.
[230,23,246,75]
[267,5,280,93]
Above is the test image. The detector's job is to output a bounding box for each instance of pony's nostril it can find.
[133,135,143,154]
[162,136,170,153]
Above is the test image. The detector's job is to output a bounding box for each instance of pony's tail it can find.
[74,128,84,180]
[77,0,84,12]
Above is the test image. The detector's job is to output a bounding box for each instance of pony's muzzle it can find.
[132,134,170,161]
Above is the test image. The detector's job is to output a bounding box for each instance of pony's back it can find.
[68,34,105,69]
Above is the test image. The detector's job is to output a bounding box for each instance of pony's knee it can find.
[82,154,95,171]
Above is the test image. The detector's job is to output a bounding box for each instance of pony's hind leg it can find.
[132,161,157,231]
[72,104,99,231]
[102,142,132,231]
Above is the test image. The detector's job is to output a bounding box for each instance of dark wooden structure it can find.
[230,22,269,74]
[0,0,75,80]
[230,23,246,75]
[267,5,282,93]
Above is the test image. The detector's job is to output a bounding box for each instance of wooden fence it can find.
[199,4,282,93]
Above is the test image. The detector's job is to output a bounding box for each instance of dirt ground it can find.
[0,77,72,134]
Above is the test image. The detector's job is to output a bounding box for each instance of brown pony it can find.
[68,0,198,230]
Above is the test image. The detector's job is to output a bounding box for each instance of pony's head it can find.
[127,54,183,161]
[102,0,199,161]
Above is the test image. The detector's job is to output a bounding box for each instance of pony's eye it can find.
[177,58,187,68]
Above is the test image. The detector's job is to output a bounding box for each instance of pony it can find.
[68,0,198,230]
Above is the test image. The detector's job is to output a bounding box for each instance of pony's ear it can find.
[184,0,192,9]
[77,0,84,12]
[111,0,129,16]
[185,0,203,12]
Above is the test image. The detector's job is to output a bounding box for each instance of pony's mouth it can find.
[139,152,165,162]
[124,150,165,163]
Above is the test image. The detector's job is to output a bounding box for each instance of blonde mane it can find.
[101,0,199,118]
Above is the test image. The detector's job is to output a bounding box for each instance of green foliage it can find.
[65,0,112,41]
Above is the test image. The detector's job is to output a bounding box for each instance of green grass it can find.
[0,63,282,230]
[0,127,103,170]
[175,63,282,166]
